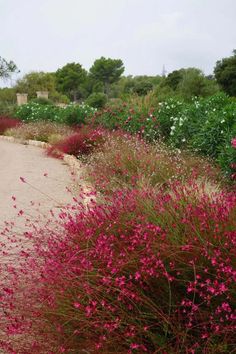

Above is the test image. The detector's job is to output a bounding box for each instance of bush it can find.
[86,132,221,193]
[59,103,96,126]
[14,102,96,125]
[15,102,61,123]
[31,97,54,105]
[190,98,236,158]
[2,184,236,353]
[218,131,236,180]
[0,102,18,116]
[0,116,21,134]
[47,126,106,157]
[85,92,108,109]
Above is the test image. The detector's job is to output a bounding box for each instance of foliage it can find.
[0,102,17,116]
[15,102,60,123]
[0,116,21,134]
[2,182,236,353]
[85,92,108,108]
[87,132,221,193]
[0,87,16,103]
[90,57,124,95]
[133,79,153,96]
[55,62,87,101]
[59,103,96,126]
[214,50,236,96]
[190,98,236,158]
[0,56,19,79]
[15,71,57,99]
[218,130,236,180]
[0,87,17,116]
[47,126,106,157]
[14,102,95,125]
[89,93,235,180]
[31,97,54,105]
[160,68,219,101]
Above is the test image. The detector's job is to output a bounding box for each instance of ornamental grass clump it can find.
[5,121,73,142]
[1,183,236,353]
[47,126,107,158]
[86,131,222,193]
[0,116,21,134]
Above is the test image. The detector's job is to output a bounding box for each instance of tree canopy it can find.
[15,71,56,99]
[214,50,236,96]
[0,56,19,80]
[160,67,219,100]
[90,57,124,95]
[55,62,87,101]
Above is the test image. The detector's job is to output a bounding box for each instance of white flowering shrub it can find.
[15,102,96,125]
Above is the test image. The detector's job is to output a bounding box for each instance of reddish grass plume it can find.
[0,116,21,134]
[47,126,106,158]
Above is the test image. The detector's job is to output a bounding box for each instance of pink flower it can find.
[20,176,26,183]
[231,137,236,148]
[73,302,81,309]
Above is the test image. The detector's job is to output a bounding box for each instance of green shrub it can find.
[59,103,96,126]
[14,102,96,125]
[85,92,107,108]
[0,102,18,116]
[190,97,236,158]
[217,127,236,179]
[31,97,54,105]
[15,102,61,123]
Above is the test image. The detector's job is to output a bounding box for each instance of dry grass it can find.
[5,121,73,143]
[85,132,223,194]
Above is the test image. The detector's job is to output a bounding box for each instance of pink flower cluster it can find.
[231,137,236,149]
[1,181,235,353]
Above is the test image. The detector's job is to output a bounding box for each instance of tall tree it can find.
[55,62,87,101]
[214,50,236,96]
[0,56,19,79]
[90,57,124,95]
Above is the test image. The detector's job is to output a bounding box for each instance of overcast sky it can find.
[0,0,236,83]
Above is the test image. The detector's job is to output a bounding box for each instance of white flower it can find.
[220,119,225,123]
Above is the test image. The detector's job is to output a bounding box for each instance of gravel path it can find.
[0,139,74,228]
[0,139,78,352]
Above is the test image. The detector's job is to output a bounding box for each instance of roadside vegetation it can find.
[0,51,235,353]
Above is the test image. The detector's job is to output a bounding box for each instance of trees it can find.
[90,57,124,95]
[160,68,219,101]
[15,71,57,99]
[0,56,19,80]
[55,62,87,101]
[214,50,236,96]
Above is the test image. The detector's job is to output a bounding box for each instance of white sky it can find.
[0,0,236,83]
